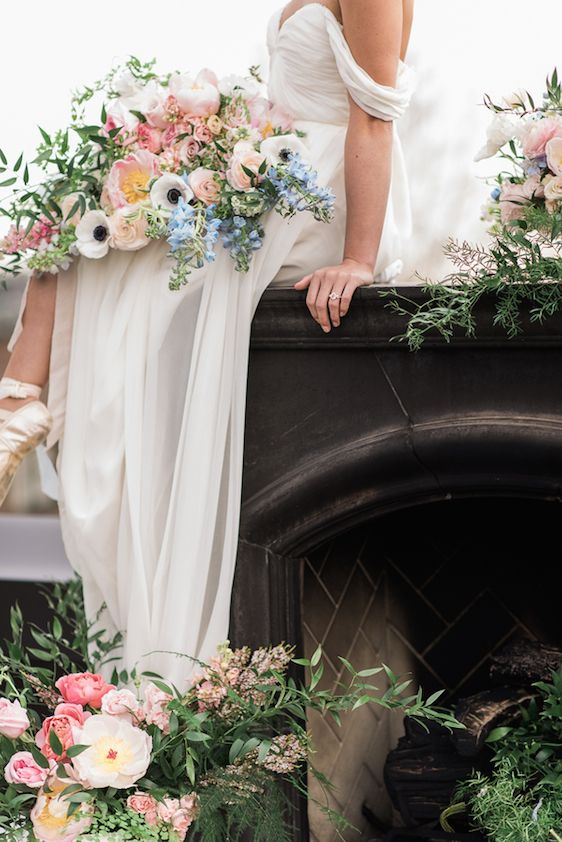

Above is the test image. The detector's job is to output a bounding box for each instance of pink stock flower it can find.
[104,150,160,210]
[0,698,30,739]
[56,673,115,709]
[521,117,562,160]
[143,683,172,734]
[4,751,49,788]
[135,123,163,154]
[194,679,227,712]
[36,703,90,761]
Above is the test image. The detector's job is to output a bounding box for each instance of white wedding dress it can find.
[9,3,415,687]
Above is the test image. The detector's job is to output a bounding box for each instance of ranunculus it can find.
[72,713,152,789]
[169,68,220,117]
[150,173,194,213]
[260,134,310,166]
[0,698,30,739]
[56,672,115,709]
[176,137,201,164]
[75,210,112,259]
[546,136,562,177]
[101,689,145,723]
[474,113,521,162]
[521,117,562,160]
[109,209,150,251]
[135,123,163,154]
[127,791,157,815]
[36,703,90,761]
[226,141,266,192]
[143,683,172,734]
[544,173,562,203]
[5,751,49,788]
[60,193,83,227]
[31,782,93,842]
[105,150,160,210]
[206,115,223,136]
[188,167,221,205]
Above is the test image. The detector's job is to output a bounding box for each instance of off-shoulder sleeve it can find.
[325,12,416,121]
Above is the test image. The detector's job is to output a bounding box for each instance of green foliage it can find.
[380,230,562,350]
[449,665,562,842]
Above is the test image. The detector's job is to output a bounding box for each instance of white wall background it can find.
[0,0,560,282]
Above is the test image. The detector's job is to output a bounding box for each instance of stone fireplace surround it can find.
[229,284,562,841]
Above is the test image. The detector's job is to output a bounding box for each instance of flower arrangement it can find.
[0,57,334,290]
[382,69,562,349]
[0,580,459,841]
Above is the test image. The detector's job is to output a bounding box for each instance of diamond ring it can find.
[328,292,342,300]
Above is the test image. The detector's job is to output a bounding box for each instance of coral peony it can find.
[56,672,115,709]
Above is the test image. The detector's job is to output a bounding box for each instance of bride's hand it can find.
[293,258,374,333]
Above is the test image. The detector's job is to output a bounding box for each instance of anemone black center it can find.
[93,225,108,242]
[167,188,182,205]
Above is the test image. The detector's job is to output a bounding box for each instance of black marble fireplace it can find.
[229,284,562,841]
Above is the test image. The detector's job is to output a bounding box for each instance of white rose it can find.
[543,174,562,202]
[109,208,150,251]
[72,714,152,789]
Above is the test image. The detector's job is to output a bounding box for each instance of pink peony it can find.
[188,167,221,205]
[31,783,93,842]
[127,791,157,815]
[226,141,266,192]
[143,683,172,734]
[104,151,160,210]
[135,123,163,154]
[0,698,30,739]
[36,703,90,761]
[56,673,115,709]
[170,68,220,118]
[521,117,562,160]
[4,751,49,788]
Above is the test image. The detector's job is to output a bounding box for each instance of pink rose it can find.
[104,151,160,210]
[127,791,157,815]
[499,176,542,224]
[170,69,220,118]
[143,683,172,735]
[136,123,163,154]
[226,141,266,192]
[171,794,199,840]
[56,673,115,709]
[109,209,150,251]
[522,117,562,160]
[176,138,201,164]
[188,167,221,205]
[5,751,49,788]
[546,136,562,177]
[101,688,145,723]
[36,703,90,761]
[0,698,30,739]
[194,123,213,144]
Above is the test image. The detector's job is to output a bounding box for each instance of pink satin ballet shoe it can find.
[0,378,52,507]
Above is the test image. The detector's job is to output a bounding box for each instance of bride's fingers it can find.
[327,278,349,328]
[340,278,360,317]
[294,273,313,289]
[315,280,335,332]
[306,274,321,323]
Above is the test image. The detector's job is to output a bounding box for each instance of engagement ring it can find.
[328,292,342,300]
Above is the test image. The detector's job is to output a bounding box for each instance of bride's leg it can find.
[0,273,57,411]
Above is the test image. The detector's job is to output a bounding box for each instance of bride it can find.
[0,0,415,686]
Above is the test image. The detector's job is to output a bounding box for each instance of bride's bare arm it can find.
[293,0,405,333]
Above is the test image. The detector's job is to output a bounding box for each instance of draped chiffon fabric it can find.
[8,3,415,687]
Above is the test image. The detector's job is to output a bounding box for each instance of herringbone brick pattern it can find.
[302,499,561,841]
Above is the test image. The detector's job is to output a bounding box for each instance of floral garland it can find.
[0,580,459,841]
[0,57,334,290]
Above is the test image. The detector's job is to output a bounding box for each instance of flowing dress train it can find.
[8,3,415,687]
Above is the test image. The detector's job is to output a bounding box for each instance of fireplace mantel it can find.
[231,284,562,840]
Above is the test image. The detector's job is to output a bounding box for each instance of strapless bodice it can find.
[266,3,416,125]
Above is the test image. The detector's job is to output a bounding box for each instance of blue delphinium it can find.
[267,151,335,222]
[220,215,264,273]
[167,200,222,290]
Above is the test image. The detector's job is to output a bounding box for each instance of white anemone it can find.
[149,174,194,213]
[72,713,152,789]
[259,134,310,166]
[75,210,112,259]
